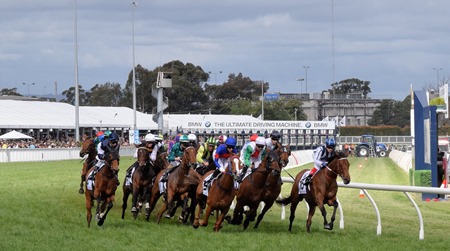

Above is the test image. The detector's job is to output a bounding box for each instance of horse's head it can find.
[79,137,95,158]
[329,151,351,184]
[181,146,197,170]
[136,147,149,167]
[104,148,120,174]
[265,150,281,176]
[277,144,291,168]
[229,155,241,178]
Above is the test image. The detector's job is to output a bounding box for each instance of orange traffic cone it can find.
[359,190,365,198]
[358,164,362,169]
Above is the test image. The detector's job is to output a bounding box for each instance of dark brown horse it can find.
[276,151,351,232]
[155,146,201,224]
[84,148,120,227]
[193,155,240,231]
[121,147,159,219]
[79,137,96,194]
[231,150,281,230]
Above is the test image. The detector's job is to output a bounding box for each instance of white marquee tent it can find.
[0,130,33,139]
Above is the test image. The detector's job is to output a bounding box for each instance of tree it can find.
[60,85,90,105]
[121,64,156,113]
[368,95,410,127]
[0,88,22,96]
[89,82,123,106]
[328,78,371,97]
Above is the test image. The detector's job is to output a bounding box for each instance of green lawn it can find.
[0,156,449,251]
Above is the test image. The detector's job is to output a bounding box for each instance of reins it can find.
[324,157,347,180]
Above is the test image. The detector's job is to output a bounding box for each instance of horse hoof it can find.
[79,188,84,194]
[164,214,172,219]
[131,207,138,213]
[178,216,184,222]
[324,224,332,230]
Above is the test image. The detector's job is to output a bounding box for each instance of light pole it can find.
[294,108,298,120]
[433,67,443,86]
[22,82,35,96]
[261,80,264,120]
[131,1,137,133]
[296,78,304,94]
[208,71,222,84]
[303,66,310,93]
[74,0,80,142]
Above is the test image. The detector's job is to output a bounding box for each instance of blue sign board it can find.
[264,93,279,101]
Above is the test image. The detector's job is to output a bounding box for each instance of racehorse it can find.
[275,143,291,168]
[79,137,96,194]
[84,148,120,227]
[276,151,351,232]
[230,150,281,230]
[155,146,201,224]
[193,155,239,231]
[121,147,158,219]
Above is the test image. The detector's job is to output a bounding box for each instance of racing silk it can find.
[313,145,335,169]
[214,144,237,172]
[168,142,184,162]
[133,144,159,162]
[196,143,215,163]
[240,141,265,168]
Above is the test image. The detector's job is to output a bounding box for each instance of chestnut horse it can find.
[148,147,201,224]
[230,150,281,230]
[276,151,351,232]
[84,148,120,227]
[79,137,96,194]
[121,147,159,219]
[193,155,240,231]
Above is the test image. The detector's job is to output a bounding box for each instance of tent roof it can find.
[0,130,33,139]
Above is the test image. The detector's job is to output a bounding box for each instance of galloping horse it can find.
[84,148,120,227]
[276,151,351,232]
[193,155,239,231]
[79,137,96,194]
[121,147,157,219]
[231,150,281,230]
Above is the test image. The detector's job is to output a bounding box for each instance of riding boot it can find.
[237,165,249,183]
[303,167,318,185]
[204,169,221,188]
[161,166,175,183]
[126,162,138,178]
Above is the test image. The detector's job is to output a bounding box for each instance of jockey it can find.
[103,130,112,139]
[188,133,198,148]
[160,134,190,182]
[125,133,159,180]
[93,131,104,149]
[93,132,121,185]
[196,137,217,172]
[302,138,336,185]
[217,134,227,146]
[204,137,238,187]
[237,136,266,183]
[265,130,281,151]
[155,133,165,152]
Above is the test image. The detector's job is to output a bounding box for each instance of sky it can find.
[1,0,449,101]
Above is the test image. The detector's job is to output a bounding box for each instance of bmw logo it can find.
[305,122,311,128]
[205,121,211,127]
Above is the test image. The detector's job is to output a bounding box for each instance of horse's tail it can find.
[275,195,292,206]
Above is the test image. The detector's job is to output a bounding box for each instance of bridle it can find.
[181,146,196,170]
[325,157,347,180]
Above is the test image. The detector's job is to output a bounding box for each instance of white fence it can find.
[0,147,135,163]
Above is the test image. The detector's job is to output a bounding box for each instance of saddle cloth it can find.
[86,169,95,191]
[125,167,136,186]
[298,171,311,195]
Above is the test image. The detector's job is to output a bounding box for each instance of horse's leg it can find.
[230,199,245,225]
[317,200,330,230]
[193,203,203,229]
[85,195,92,227]
[214,208,229,232]
[326,199,339,231]
[98,198,114,226]
[79,174,85,194]
[131,184,140,219]
[288,196,301,232]
[306,204,316,233]
[254,200,275,229]
[121,187,130,219]
[243,205,258,230]
[200,202,213,227]
[146,185,161,221]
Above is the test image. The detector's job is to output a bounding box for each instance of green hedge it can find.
[413,170,431,187]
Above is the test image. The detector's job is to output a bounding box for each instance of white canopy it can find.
[0,130,33,140]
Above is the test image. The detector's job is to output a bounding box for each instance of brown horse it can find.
[121,147,159,219]
[230,150,281,230]
[155,146,201,224]
[79,137,96,194]
[276,151,351,232]
[84,148,120,227]
[275,143,291,168]
[193,155,240,231]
